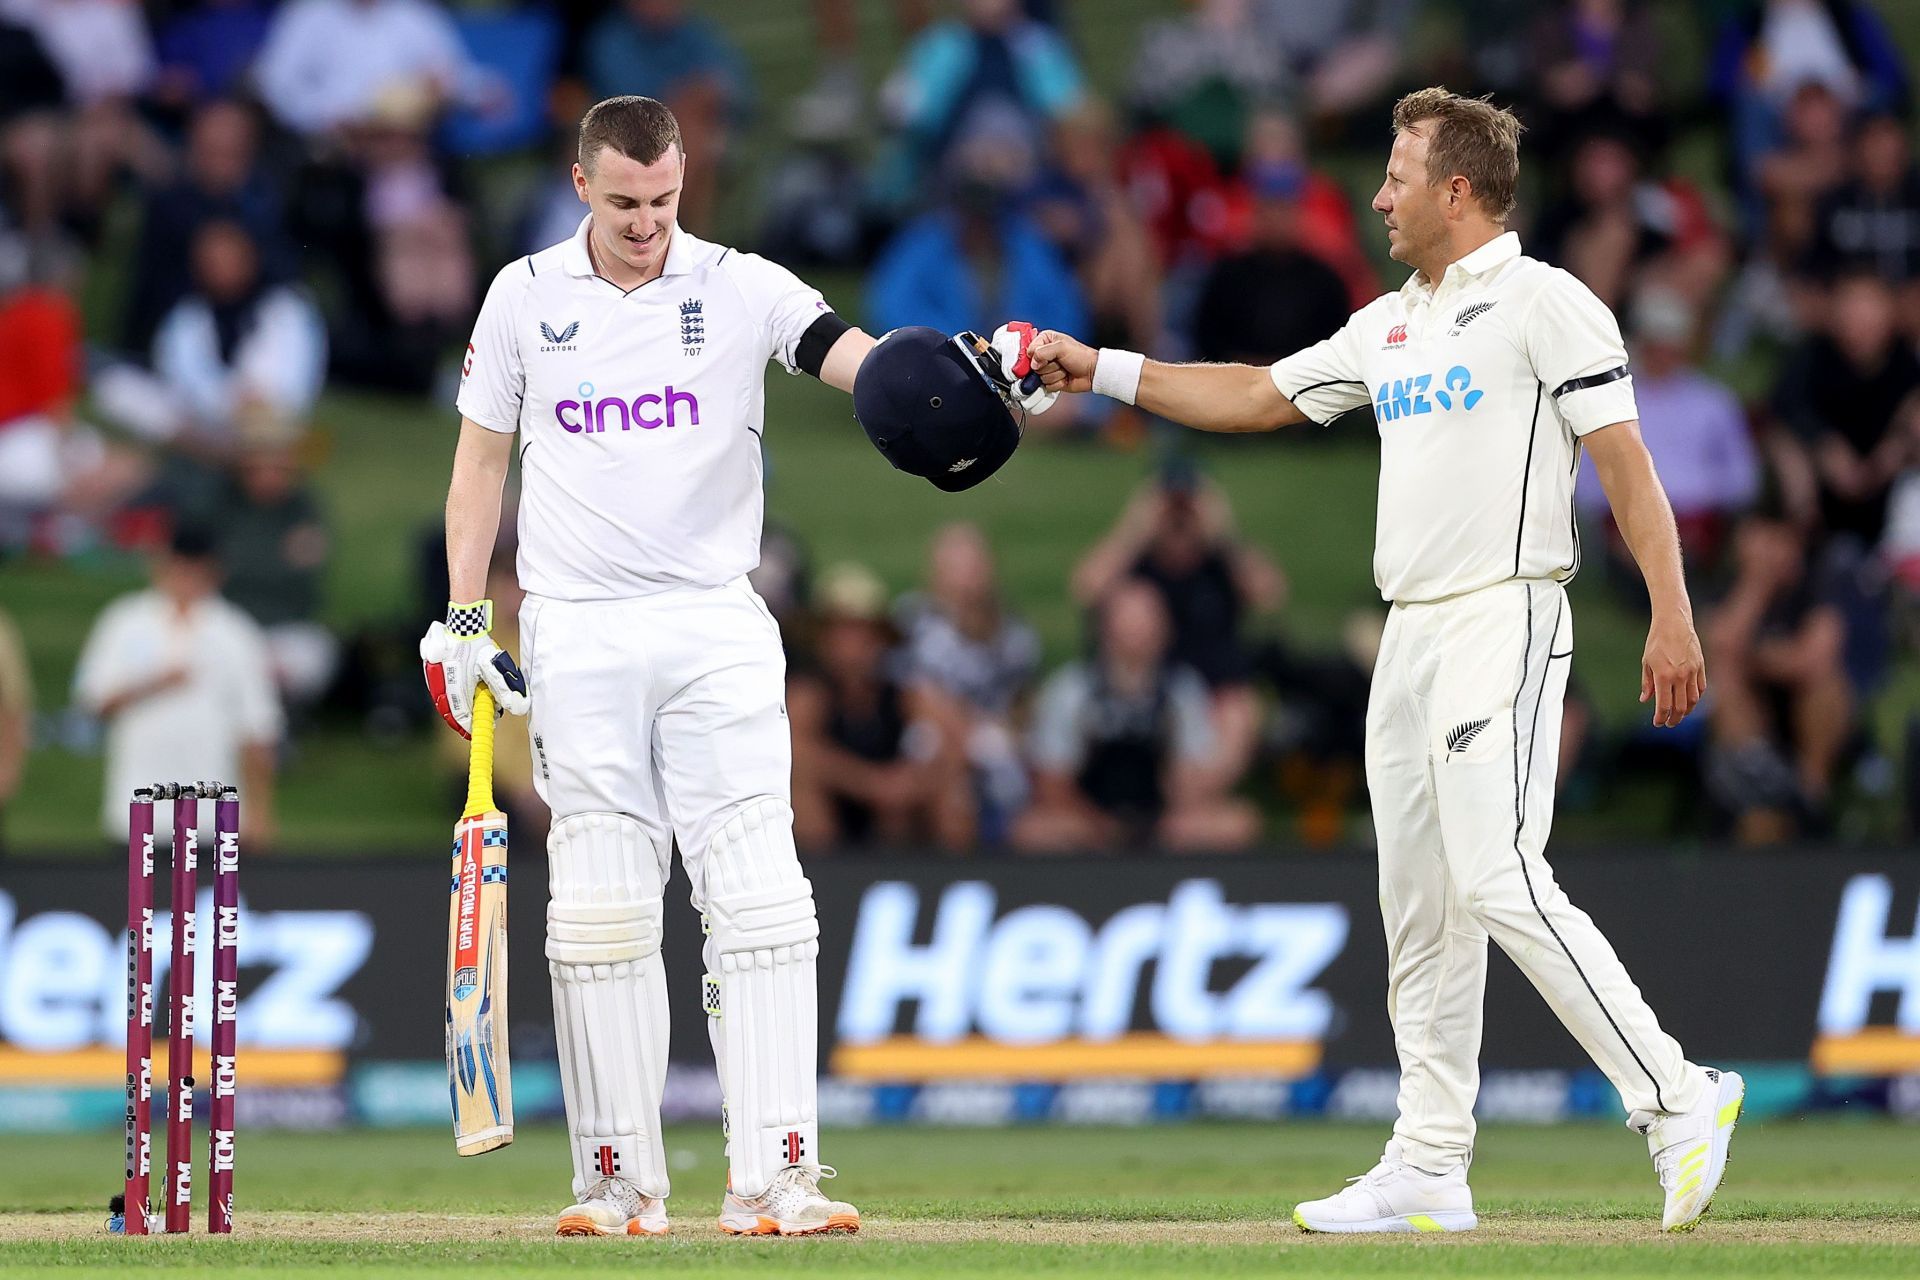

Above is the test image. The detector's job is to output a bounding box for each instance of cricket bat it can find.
[447,683,513,1155]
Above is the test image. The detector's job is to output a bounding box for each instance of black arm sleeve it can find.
[795,312,854,379]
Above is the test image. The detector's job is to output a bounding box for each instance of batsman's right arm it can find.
[446,418,514,603]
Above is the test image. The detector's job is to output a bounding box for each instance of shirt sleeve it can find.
[1167,669,1217,765]
[1267,308,1372,425]
[1027,667,1090,774]
[723,251,831,375]
[1526,269,1639,436]
[455,264,528,433]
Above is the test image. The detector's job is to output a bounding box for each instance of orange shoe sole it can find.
[555,1213,669,1237]
[720,1212,860,1237]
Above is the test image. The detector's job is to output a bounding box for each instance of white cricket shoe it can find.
[1632,1065,1744,1232]
[555,1176,669,1237]
[718,1164,860,1236]
[1292,1143,1477,1234]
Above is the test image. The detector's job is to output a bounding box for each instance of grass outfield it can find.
[2,1121,1916,1277]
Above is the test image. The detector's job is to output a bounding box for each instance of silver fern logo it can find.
[1445,718,1491,754]
[1449,301,1496,335]
[539,320,579,351]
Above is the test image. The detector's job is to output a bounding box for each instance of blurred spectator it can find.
[1530,121,1727,311]
[152,0,273,111]
[72,524,281,846]
[1254,0,1413,125]
[0,13,65,238]
[1577,288,1760,580]
[1753,80,1852,224]
[1773,271,1920,551]
[1713,181,1822,359]
[123,98,290,353]
[876,0,1084,207]
[0,246,149,547]
[1256,610,1378,846]
[0,605,28,851]
[864,132,1089,359]
[1812,110,1920,311]
[151,220,326,450]
[5,0,163,241]
[1190,160,1349,365]
[896,523,1041,844]
[788,564,973,851]
[1236,108,1378,309]
[790,0,935,143]
[1129,0,1291,169]
[1711,0,1908,231]
[1527,0,1664,163]
[582,0,750,234]
[1704,515,1853,842]
[1015,580,1258,852]
[253,0,484,139]
[206,438,335,710]
[1027,100,1163,355]
[1072,462,1284,789]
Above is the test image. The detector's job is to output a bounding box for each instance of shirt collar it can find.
[1401,230,1521,298]
[563,214,695,283]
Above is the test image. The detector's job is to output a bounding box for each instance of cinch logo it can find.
[1385,324,1408,346]
[1374,365,1484,422]
[555,381,701,433]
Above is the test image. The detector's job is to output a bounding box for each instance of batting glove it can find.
[420,599,529,739]
[958,323,1059,416]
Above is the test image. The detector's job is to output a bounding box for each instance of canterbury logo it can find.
[540,321,579,344]
[1452,301,1497,330]
[1385,324,1408,346]
[1445,718,1491,754]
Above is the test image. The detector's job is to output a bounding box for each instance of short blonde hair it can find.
[1391,87,1524,222]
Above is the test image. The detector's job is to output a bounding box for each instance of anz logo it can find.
[1374,365,1484,423]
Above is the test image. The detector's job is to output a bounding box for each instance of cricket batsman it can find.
[1025,87,1743,1234]
[417,95,1046,1237]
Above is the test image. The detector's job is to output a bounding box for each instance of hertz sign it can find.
[830,880,1349,1081]
[1812,875,1920,1076]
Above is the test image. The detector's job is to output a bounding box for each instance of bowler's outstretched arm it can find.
[1027,330,1309,433]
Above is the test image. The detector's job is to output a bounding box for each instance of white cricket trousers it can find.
[1366,578,1702,1173]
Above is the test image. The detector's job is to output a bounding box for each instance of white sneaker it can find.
[1292,1144,1477,1234]
[555,1176,669,1237]
[718,1164,860,1236]
[1632,1065,1744,1232]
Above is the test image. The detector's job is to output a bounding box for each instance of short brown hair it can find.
[1391,87,1524,222]
[578,96,682,174]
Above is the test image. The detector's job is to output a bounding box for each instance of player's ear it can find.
[572,162,589,204]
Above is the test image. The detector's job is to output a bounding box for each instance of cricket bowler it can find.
[1026,87,1743,1234]
[418,95,1047,1237]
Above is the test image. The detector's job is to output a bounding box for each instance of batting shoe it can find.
[718,1165,860,1236]
[1632,1065,1745,1232]
[555,1176,669,1237]
[1292,1143,1477,1234]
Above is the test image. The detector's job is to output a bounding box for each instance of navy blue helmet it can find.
[853,327,1022,492]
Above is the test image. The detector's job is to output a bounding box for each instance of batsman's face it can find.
[1373,126,1444,268]
[575,144,684,276]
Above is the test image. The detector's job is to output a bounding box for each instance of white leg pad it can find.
[547,812,671,1201]
[702,798,820,1198]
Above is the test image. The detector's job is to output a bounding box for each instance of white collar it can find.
[561,214,694,284]
[1402,230,1521,297]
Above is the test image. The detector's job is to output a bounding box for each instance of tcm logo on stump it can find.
[833,879,1350,1081]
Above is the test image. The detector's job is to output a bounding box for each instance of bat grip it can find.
[464,683,497,817]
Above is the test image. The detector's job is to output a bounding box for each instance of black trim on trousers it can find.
[1509,584,1668,1112]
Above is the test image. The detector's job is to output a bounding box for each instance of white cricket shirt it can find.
[1269,232,1639,604]
[457,216,829,600]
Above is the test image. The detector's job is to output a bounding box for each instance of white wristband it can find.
[1091,348,1145,405]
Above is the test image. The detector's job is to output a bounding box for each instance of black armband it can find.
[795,311,853,379]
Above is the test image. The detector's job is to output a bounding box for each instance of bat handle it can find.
[465,684,497,817]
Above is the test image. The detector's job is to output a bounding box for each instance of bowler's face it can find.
[1372,127,1443,267]
[575,144,684,276]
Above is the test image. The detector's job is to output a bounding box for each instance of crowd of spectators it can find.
[4,1,1920,850]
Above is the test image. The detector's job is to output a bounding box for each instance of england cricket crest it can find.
[680,298,704,354]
